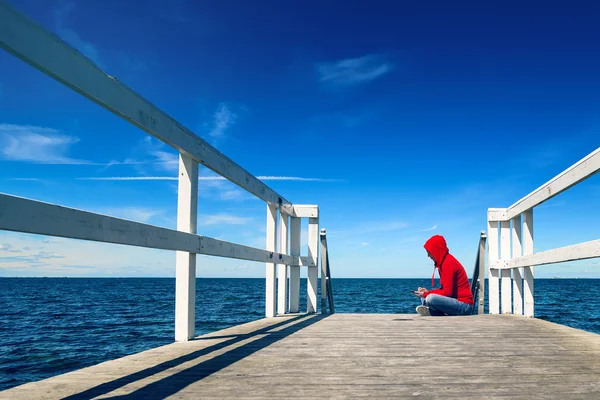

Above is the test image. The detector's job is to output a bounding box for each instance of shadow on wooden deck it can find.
[64,314,326,400]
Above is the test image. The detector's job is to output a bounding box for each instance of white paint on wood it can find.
[487,220,499,314]
[0,193,313,267]
[511,216,524,316]
[487,208,508,222]
[0,193,200,252]
[175,155,198,342]
[500,220,512,314]
[199,237,312,266]
[320,228,327,302]
[289,217,301,313]
[0,3,294,215]
[506,148,600,220]
[490,239,600,270]
[523,210,534,317]
[293,205,319,218]
[307,217,319,313]
[277,214,289,315]
[265,205,277,317]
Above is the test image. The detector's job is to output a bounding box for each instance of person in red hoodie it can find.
[415,235,474,316]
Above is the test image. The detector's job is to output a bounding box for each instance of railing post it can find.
[175,154,198,342]
[500,220,512,313]
[307,217,319,313]
[478,231,486,315]
[265,204,277,317]
[523,209,534,317]
[320,228,327,312]
[512,215,524,315]
[277,213,289,315]
[487,217,499,314]
[289,217,301,313]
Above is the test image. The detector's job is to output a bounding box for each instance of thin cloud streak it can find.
[209,104,237,138]
[421,225,438,232]
[200,214,253,226]
[54,1,105,68]
[77,176,338,181]
[0,123,91,165]
[316,54,393,86]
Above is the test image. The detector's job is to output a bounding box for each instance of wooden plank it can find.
[307,217,319,313]
[277,214,289,315]
[199,237,311,266]
[503,239,600,269]
[523,209,534,317]
[0,193,200,252]
[265,205,277,317]
[487,218,499,314]
[289,217,301,313]
[320,229,327,305]
[175,155,198,342]
[0,193,312,267]
[0,2,294,215]
[506,147,600,220]
[487,208,507,222]
[500,220,512,314]
[292,205,319,218]
[511,215,524,316]
[4,314,600,399]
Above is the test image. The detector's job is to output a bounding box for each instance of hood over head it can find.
[423,235,449,267]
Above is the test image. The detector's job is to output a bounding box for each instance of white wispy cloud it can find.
[77,175,336,182]
[1,243,22,253]
[0,123,91,164]
[209,103,237,138]
[200,213,253,226]
[421,225,438,232]
[360,242,370,247]
[0,232,175,277]
[78,176,178,181]
[54,2,104,68]
[316,54,393,86]
[99,207,163,223]
[150,150,179,172]
[198,179,250,201]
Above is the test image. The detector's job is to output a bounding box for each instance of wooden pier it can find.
[3,3,600,399]
[3,314,600,399]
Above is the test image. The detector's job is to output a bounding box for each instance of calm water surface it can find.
[0,278,598,391]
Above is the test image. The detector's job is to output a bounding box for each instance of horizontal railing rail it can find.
[487,147,600,317]
[0,1,294,215]
[491,239,600,270]
[0,1,330,342]
[0,193,316,267]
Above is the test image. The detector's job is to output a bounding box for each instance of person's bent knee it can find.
[425,294,442,306]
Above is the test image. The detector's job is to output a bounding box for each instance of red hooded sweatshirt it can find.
[423,235,473,305]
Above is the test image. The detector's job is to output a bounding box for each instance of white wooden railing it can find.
[0,1,330,342]
[487,147,600,317]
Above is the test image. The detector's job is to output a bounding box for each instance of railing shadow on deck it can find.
[62,314,326,400]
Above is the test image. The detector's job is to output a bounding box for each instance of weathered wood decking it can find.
[2,314,600,399]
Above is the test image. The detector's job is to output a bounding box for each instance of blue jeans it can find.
[421,294,473,316]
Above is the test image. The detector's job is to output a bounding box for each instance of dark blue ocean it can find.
[1,278,599,391]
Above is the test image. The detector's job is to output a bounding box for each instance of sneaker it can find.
[416,305,431,316]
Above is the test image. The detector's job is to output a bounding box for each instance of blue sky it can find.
[1,0,599,278]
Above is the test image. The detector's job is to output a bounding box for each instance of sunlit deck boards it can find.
[2,314,600,399]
